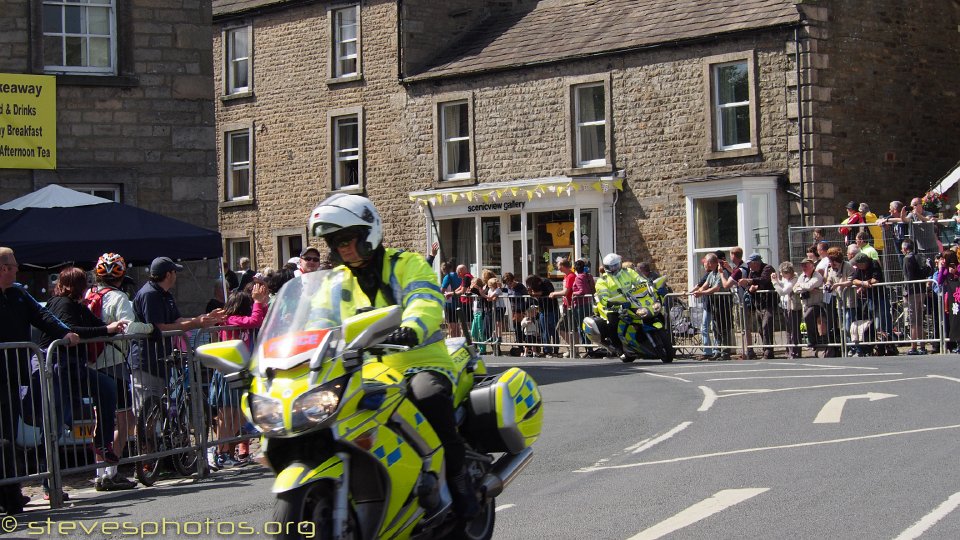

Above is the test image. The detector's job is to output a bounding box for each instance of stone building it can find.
[0,0,218,313]
[213,0,960,289]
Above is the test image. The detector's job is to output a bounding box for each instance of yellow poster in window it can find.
[0,73,56,170]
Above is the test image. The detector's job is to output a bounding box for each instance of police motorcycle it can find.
[582,275,675,364]
[194,269,543,540]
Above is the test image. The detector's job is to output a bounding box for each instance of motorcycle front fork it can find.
[333,452,351,540]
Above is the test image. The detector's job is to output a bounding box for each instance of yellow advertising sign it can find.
[0,73,56,169]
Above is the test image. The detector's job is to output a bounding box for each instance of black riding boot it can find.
[449,468,480,519]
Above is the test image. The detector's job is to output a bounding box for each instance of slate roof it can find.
[213,0,302,19]
[407,0,801,80]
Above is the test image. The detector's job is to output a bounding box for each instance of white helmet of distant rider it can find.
[602,253,622,275]
[307,194,383,267]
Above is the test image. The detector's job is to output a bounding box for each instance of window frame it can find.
[31,0,136,85]
[328,107,365,192]
[682,176,780,290]
[40,0,118,76]
[274,228,307,268]
[224,234,254,274]
[704,51,759,160]
[434,93,476,185]
[221,122,255,206]
[565,74,613,175]
[69,184,121,202]
[223,24,253,98]
[328,4,362,83]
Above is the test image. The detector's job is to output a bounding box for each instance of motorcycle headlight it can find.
[249,394,284,433]
[291,379,346,430]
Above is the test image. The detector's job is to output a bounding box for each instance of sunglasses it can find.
[301,256,321,263]
[329,230,361,248]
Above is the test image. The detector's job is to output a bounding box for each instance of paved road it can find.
[8,355,960,539]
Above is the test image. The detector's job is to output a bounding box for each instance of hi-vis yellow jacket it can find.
[594,267,645,318]
[308,248,456,382]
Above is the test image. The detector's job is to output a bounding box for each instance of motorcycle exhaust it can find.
[481,447,534,498]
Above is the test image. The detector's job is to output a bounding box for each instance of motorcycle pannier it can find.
[463,368,543,454]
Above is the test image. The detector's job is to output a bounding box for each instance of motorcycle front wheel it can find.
[655,328,675,363]
[273,482,357,540]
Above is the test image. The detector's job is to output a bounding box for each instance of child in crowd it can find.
[520,304,542,357]
[211,282,268,468]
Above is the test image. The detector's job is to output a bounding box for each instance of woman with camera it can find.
[794,258,825,355]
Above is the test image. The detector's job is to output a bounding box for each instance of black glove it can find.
[383,327,418,347]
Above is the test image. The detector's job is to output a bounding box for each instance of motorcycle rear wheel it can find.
[273,482,357,540]
[444,496,496,540]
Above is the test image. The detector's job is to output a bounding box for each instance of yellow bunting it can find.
[511,187,519,196]
[613,179,624,190]
[450,193,459,202]
[592,182,602,192]
[571,183,581,192]
[482,193,490,203]
[526,190,534,201]
[466,192,474,201]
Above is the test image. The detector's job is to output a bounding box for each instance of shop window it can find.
[328,107,364,191]
[42,0,116,75]
[439,218,477,275]
[224,25,252,96]
[481,216,501,276]
[225,128,252,201]
[530,210,576,280]
[330,4,360,80]
[704,52,758,158]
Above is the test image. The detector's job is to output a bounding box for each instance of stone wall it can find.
[798,0,960,224]
[402,31,797,286]
[0,0,218,315]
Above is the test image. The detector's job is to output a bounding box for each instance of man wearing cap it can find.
[738,253,776,359]
[132,257,225,411]
[297,247,322,276]
[850,251,889,356]
[794,257,825,352]
[838,201,863,246]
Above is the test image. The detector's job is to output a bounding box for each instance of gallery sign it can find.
[0,73,56,169]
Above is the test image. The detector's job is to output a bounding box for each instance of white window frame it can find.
[329,109,363,191]
[274,229,306,268]
[225,25,252,95]
[330,5,360,80]
[227,238,252,273]
[683,177,780,290]
[70,185,120,202]
[574,83,607,168]
[713,61,750,151]
[440,100,472,181]
[42,0,117,75]
[226,129,252,201]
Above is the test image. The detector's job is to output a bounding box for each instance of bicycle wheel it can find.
[170,396,199,477]
[135,396,165,487]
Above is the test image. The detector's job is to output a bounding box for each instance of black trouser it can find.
[408,371,464,474]
[600,312,623,354]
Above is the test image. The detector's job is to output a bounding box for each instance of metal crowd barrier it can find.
[662,279,946,360]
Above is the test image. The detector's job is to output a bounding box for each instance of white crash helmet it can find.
[308,194,383,263]
[602,253,623,274]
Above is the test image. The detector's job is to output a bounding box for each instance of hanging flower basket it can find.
[921,190,946,214]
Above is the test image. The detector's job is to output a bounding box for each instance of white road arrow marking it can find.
[626,488,769,540]
[813,392,897,424]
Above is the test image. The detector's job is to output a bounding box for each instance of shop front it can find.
[410,176,622,281]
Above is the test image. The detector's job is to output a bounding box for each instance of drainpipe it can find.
[794,26,807,225]
[396,0,404,80]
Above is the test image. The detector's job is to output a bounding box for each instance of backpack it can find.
[82,286,118,363]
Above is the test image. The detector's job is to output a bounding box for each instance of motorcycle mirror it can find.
[195,340,251,374]
[343,305,403,351]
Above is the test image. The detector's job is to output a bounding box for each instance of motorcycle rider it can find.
[306,193,479,519]
[594,253,646,360]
